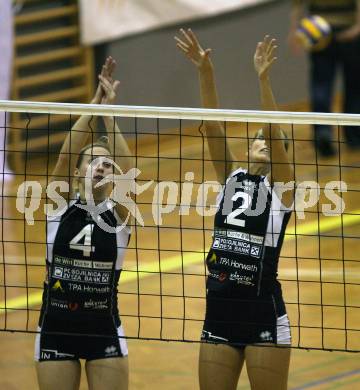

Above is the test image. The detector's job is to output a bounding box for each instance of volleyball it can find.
[296,15,332,51]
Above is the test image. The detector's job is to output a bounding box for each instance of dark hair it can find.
[76,136,111,169]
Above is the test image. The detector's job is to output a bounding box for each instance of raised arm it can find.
[288,0,305,55]
[336,0,360,41]
[175,28,235,184]
[98,57,134,173]
[50,75,104,184]
[254,35,294,206]
[97,57,135,222]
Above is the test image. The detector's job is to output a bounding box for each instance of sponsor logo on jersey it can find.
[68,302,79,311]
[52,266,111,284]
[40,349,75,360]
[218,257,258,273]
[214,229,264,245]
[207,252,217,264]
[250,235,264,244]
[259,331,273,342]
[84,299,108,309]
[68,282,111,294]
[54,267,63,278]
[212,235,263,259]
[93,261,112,270]
[201,330,228,342]
[208,271,227,283]
[240,179,253,191]
[219,272,227,282]
[54,256,113,270]
[229,271,254,286]
[250,246,260,257]
[51,280,64,292]
[50,298,68,309]
[213,238,220,248]
[73,259,93,268]
[104,345,118,357]
[54,256,73,266]
[49,298,79,311]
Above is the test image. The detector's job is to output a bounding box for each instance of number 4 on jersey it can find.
[69,224,95,257]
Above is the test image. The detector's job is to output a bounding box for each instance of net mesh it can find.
[0,102,359,352]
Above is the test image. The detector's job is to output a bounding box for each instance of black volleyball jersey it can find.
[206,168,292,294]
[40,199,130,320]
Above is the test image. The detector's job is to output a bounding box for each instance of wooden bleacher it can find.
[9,0,94,170]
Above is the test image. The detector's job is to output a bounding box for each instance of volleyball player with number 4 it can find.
[175,29,295,390]
[35,57,132,390]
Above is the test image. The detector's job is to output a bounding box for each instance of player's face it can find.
[249,129,270,164]
[78,146,113,194]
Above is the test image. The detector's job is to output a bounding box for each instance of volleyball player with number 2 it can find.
[175,29,295,390]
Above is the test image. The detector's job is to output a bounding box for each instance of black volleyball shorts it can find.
[35,314,128,361]
[201,289,291,347]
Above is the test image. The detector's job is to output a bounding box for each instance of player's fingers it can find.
[98,75,112,92]
[180,28,193,45]
[262,36,272,53]
[98,77,109,90]
[187,28,202,48]
[103,58,111,72]
[107,62,116,77]
[103,64,113,82]
[174,36,189,48]
[266,56,277,69]
[256,42,264,56]
[98,80,109,95]
[100,81,116,101]
[263,34,271,47]
[93,83,103,100]
[103,63,115,84]
[268,44,277,59]
[101,65,107,77]
[108,57,116,73]
[204,48,212,57]
[113,80,120,93]
[176,42,189,54]
[267,39,277,55]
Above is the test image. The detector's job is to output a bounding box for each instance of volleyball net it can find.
[0,100,359,353]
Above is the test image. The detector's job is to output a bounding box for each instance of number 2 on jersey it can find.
[69,224,95,257]
[225,192,251,227]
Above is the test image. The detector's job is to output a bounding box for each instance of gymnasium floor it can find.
[0,119,359,389]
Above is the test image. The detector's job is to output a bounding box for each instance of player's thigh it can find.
[199,342,245,390]
[36,360,81,390]
[85,356,129,390]
[245,344,291,390]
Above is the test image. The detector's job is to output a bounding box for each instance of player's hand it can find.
[287,31,304,56]
[100,56,118,105]
[91,82,104,104]
[91,56,117,104]
[175,28,212,70]
[101,56,116,84]
[336,24,360,42]
[254,35,277,79]
[98,74,120,105]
